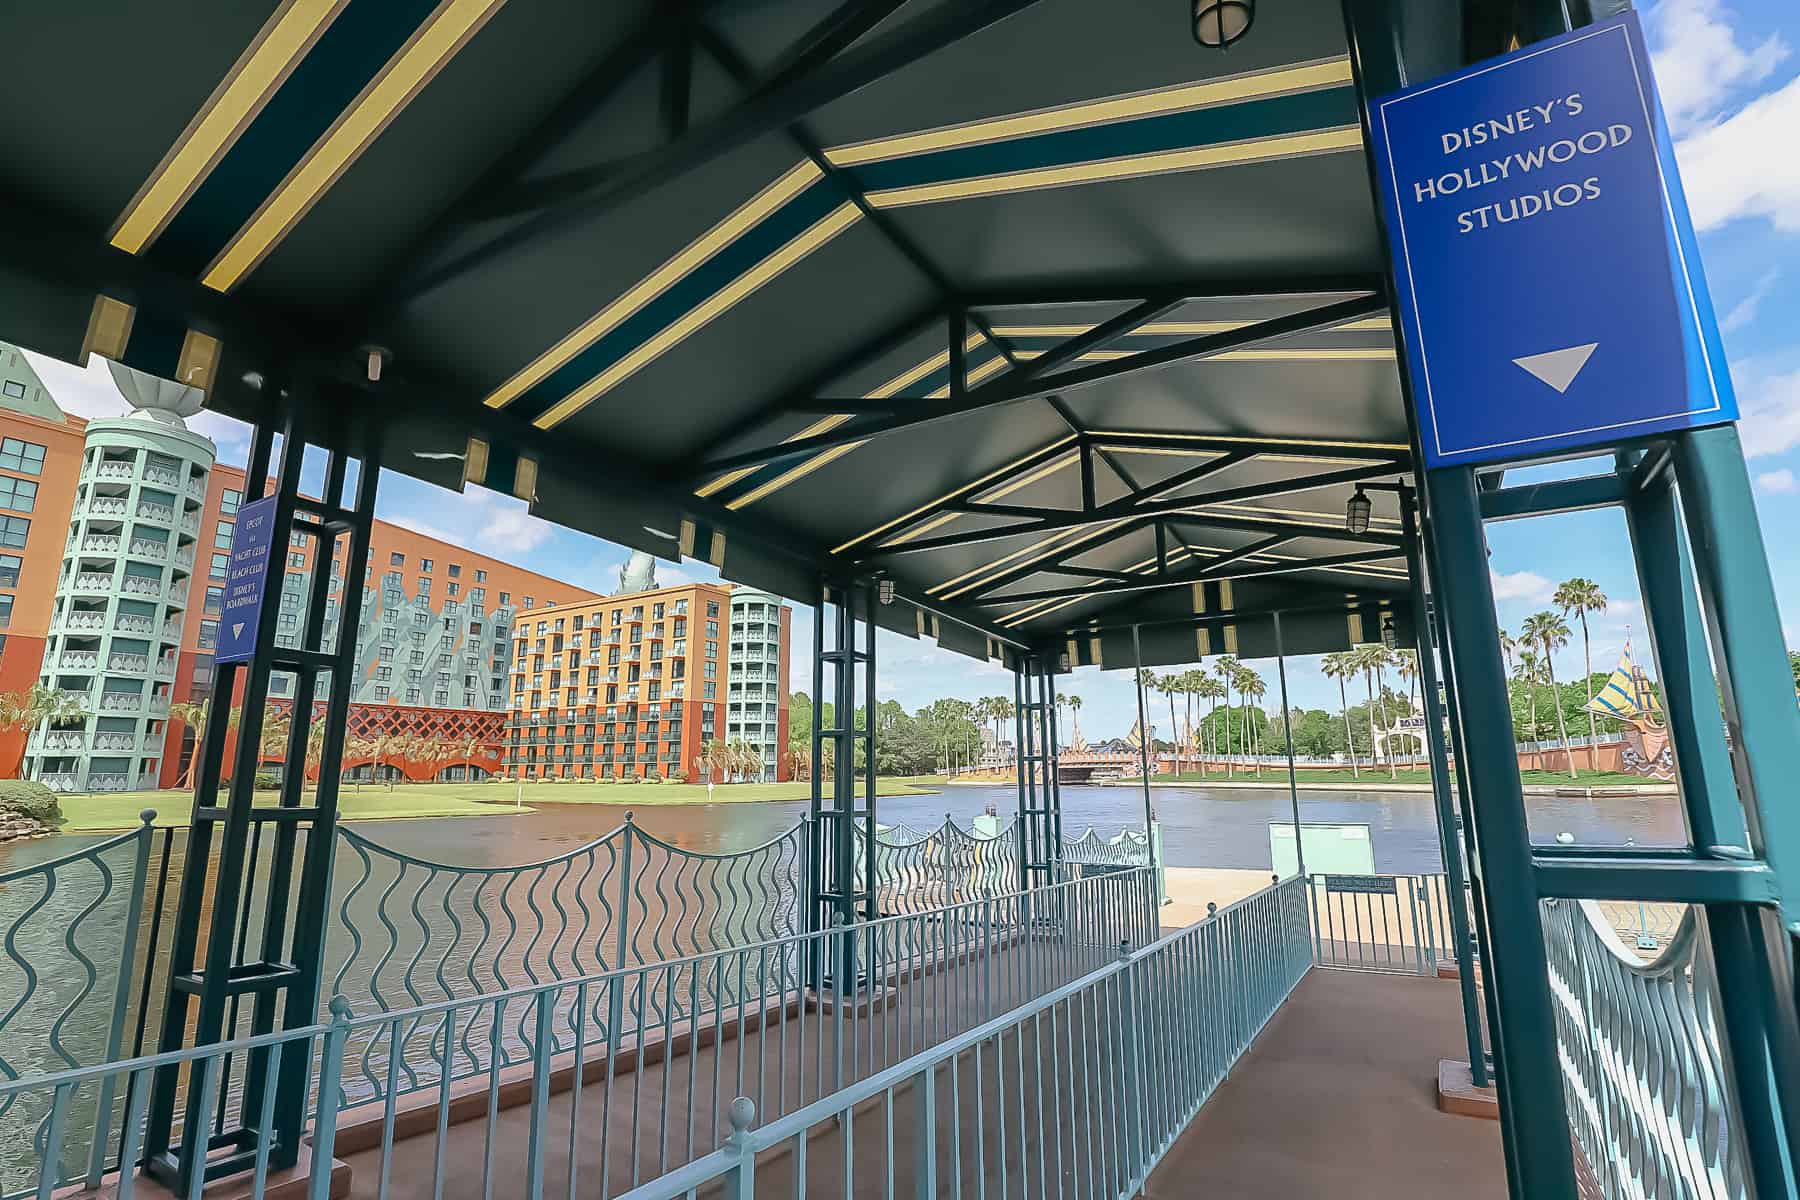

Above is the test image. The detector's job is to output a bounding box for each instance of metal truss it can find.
[694,291,1389,478]
[363,0,1052,310]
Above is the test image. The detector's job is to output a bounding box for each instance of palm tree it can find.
[1522,610,1578,778]
[1515,646,1544,754]
[1065,694,1084,748]
[1177,668,1199,774]
[1237,665,1266,777]
[0,684,88,735]
[1213,656,1239,779]
[1320,652,1360,779]
[1198,673,1224,770]
[1351,644,1399,779]
[1395,649,1420,762]
[1497,629,1519,731]
[1554,577,1608,771]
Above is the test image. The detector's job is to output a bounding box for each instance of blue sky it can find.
[24,0,1798,743]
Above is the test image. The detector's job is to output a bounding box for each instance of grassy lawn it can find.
[53,775,948,833]
[1127,767,1664,788]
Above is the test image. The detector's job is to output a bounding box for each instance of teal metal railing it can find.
[1543,897,1750,1199]
[608,872,1311,1200]
[0,866,1156,1200]
[0,813,161,1194]
[1307,870,1457,975]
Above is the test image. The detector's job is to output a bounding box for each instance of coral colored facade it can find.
[503,580,792,783]
[0,346,88,776]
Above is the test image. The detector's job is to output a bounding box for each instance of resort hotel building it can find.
[0,344,790,788]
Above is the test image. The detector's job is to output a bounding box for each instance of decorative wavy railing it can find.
[1543,897,1750,1199]
[0,814,158,1193]
[865,816,1022,913]
[1062,826,1152,867]
[328,815,807,1030]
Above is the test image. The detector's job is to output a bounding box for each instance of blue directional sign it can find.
[215,495,278,664]
[1368,12,1737,468]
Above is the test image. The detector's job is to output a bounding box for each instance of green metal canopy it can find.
[0,0,1482,664]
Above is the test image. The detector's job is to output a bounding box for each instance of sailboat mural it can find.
[1583,640,1673,780]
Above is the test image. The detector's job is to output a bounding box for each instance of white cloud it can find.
[1740,369,1800,457]
[1722,269,1780,332]
[1675,72,1800,233]
[1489,569,1553,603]
[1757,467,1797,493]
[382,485,561,556]
[1647,0,1789,133]
[478,503,554,553]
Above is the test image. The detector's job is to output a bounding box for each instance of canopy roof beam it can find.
[863,460,1405,560]
[381,0,1052,306]
[979,548,1406,607]
[695,292,1388,478]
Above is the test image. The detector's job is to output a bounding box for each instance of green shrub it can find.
[253,771,282,791]
[0,779,61,824]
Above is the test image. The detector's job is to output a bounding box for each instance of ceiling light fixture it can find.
[1192,0,1254,47]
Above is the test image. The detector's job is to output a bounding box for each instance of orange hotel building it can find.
[0,344,789,788]
[504,576,793,783]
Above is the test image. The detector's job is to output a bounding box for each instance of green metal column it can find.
[1668,426,1800,1174]
[1400,487,1486,1086]
[1425,468,1577,1198]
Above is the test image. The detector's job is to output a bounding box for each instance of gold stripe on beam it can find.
[866,128,1363,209]
[204,0,509,292]
[111,0,349,255]
[826,57,1354,166]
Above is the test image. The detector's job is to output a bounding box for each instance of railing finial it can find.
[1117,938,1130,963]
[139,809,157,825]
[727,1096,757,1149]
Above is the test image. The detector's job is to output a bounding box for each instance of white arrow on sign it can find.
[232,623,245,638]
[1512,342,1598,394]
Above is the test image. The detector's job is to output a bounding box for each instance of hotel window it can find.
[499,591,511,605]
[199,620,218,649]
[215,520,233,547]
[448,563,461,578]
[211,553,229,579]
[703,682,716,700]
[476,569,487,582]
[0,382,24,399]
[706,601,718,618]
[0,516,26,549]
[523,596,534,609]
[417,577,431,593]
[0,554,18,587]
[0,477,37,512]
[288,551,305,567]
[0,438,43,476]
[220,489,242,516]
[448,582,459,597]
[390,552,405,566]
[421,558,433,572]
[0,594,11,627]
[706,641,717,659]
[204,586,223,615]
[706,620,718,637]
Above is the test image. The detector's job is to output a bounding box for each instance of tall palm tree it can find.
[1213,656,1239,779]
[1321,652,1360,779]
[1395,649,1420,762]
[1237,665,1266,777]
[1200,673,1225,770]
[1353,643,1396,778]
[1515,646,1544,753]
[1177,668,1199,774]
[1554,577,1608,771]
[1065,694,1084,748]
[1522,610,1578,778]
[1497,629,1519,731]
